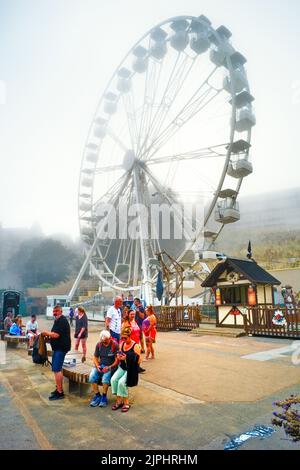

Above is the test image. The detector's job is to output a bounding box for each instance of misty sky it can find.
[0,0,299,237]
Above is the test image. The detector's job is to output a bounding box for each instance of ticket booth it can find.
[201,257,280,328]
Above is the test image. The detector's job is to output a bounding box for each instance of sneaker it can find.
[99,395,108,407]
[138,366,146,373]
[89,394,102,407]
[49,390,64,401]
[50,388,58,396]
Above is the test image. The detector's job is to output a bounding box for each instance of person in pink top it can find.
[121,310,141,344]
[121,310,145,373]
[128,310,141,344]
[142,305,157,360]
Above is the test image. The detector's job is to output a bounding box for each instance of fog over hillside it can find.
[0,224,83,290]
[0,187,299,289]
[235,187,300,230]
[215,187,300,258]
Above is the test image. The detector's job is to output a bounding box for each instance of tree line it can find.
[6,238,83,289]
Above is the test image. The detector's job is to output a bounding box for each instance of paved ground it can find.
[0,316,300,450]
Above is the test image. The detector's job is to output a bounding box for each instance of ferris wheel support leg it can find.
[132,165,153,305]
[68,239,98,300]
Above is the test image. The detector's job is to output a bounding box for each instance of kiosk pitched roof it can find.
[201,258,281,287]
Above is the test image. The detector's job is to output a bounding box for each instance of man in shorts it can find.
[89,330,118,407]
[41,305,71,400]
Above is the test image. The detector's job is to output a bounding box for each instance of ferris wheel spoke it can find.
[147,86,222,160]
[121,89,141,153]
[106,127,129,153]
[96,179,135,286]
[142,181,163,257]
[136,56,164,155]
[113,238,126,280]
[141,66,220,159]
[94,164,124,175]
[145,164,209,252]
[144,54,197,152]
[142,165,196,241]
[143,55,191,144]
[92,170,132,212]
[146,143,228,165]
[137,51,184,157]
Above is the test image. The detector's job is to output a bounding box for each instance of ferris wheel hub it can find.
[123,149,137,171]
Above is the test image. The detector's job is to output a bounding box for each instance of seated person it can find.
[3,312,13,332]
[9,319,22,336]
[16,315,25,334]
[88,330,119,408]
[26,314,39,347]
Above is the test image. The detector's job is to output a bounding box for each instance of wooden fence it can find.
[153,305,201,331]
[243,306,300,338]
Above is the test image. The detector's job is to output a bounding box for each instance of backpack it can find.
[32,334,50,366]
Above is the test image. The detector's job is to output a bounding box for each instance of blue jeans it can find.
[52,350,67,372]
[110,330,120,343]
[89,367,112,385]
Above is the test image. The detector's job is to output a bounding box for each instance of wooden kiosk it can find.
[201,257,280,328]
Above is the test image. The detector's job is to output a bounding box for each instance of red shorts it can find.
[146,328,156,343]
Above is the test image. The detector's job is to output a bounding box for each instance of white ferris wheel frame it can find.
[69,15,253,304]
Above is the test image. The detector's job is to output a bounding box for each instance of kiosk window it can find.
[221,286,247,305]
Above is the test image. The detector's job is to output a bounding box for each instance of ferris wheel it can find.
[69,15,256,304]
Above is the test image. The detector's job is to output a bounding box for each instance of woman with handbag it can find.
[110,326,141,412]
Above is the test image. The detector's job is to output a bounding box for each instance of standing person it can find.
[74,306,88,363]
[41,305,71,401]
[133,298,145,353]
[69,307,74,327]
[25,314,39,348]
[122,305,130,323]
[126,310,141,345]
[111,326,141,412]
[3,312,13,332]
[126,310,145,373]
[142,305,157,360]
[105,296,122,343]
[88,330,119,408]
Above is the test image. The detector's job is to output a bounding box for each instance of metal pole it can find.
[132,164,153,305]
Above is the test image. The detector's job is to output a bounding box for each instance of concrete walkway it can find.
[0,317,300,450]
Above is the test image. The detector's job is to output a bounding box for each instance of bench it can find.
[62,363,91,397]
[0,330,6,340]
[3,334,29,348]
[62,352,91,397]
